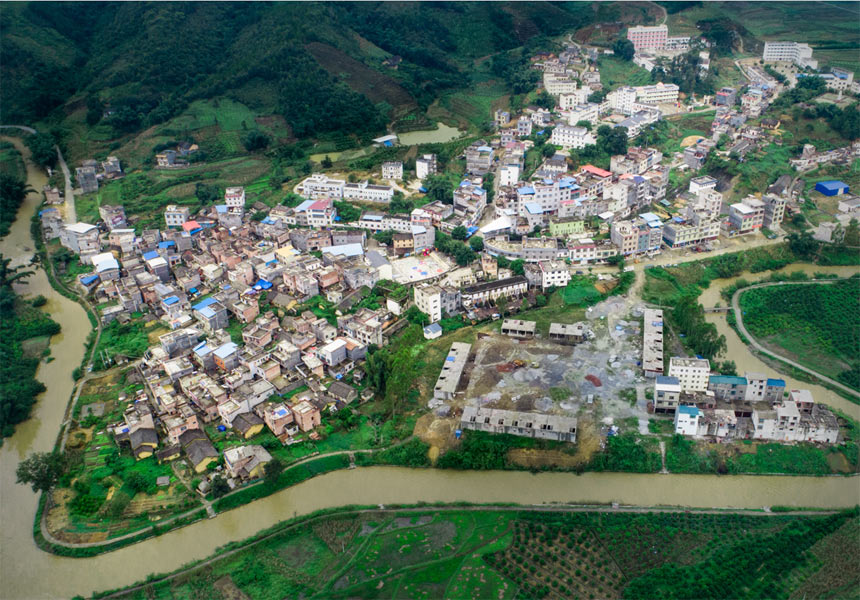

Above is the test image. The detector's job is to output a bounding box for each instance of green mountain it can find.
[1,2,600,140]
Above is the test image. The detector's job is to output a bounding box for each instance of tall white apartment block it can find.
[224,187,246,208]
[415,154,437,180]
[635,82,680,105]
[558,89,591,110]
[762,41,817,69]
[607,87,638,116]
[627,25,668,52]
[668,357,711,393]
[543,73,578,96]
[550,125,596,150]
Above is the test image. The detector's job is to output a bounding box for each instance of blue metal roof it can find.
[158,241,175,248]
[192,297,217,311]
[766,378,786,387]
[678,405,699,416]
[709,375,747,385]
[143,250,159,260]
[656,375,679,385]
[214,342,238,359]
[199,306,216,319]
[253,279,273,290]
[525,202,543,215]
[80,274,100,285]
[517,186,535,195]
[163,296,180,306]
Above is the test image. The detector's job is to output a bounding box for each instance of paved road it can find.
[731,279,860,400]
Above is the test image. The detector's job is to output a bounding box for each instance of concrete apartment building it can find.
[461,405,577,443]
[224,187,246,209]
[653,375,682,413]
[465,141,494,175]
[725,197,765,236]
[76,164,98,194]
[461,276,529,306]
[99,204,127,230]
[627,24,668,51]
[635,82,679,105]
[297,173,345,199]
[610,147,663,176]
[762,194,786,229]
[415,154,437,180]
[381,161,403,180]
[60,222,100,255]
[414,284,461,323]
[762,41,817,69]
[538,260,570,290]
[165,205,191,228]
[433,342,471,400]
[668,357,711,393]
[642,308,664,377]
[543,73,578,95]
[558,89,591,111]
[550,125,596,150]
[343,181,394,203]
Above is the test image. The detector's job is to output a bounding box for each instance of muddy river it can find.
[0,136,858,599]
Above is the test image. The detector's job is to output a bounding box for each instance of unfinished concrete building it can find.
[548,322,591,345]
[461,404,577,443]
[433,342,472,400]
[501,319,537,339]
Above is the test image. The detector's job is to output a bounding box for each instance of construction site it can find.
[419,294,655,464]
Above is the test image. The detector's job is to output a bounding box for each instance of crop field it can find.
[739,279,860,389]
[101,508,860,600]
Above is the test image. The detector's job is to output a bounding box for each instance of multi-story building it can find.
[358,212,412,233]
[60,222,100,255]
[725,197,765,236]
[465,141,494,175]
[643,310,664,378]
[610,147,663,176]
[415,154,437,180]
[543,73,578,95]
[607,87,638,116]
[165,205,191,228]
[297,173,346,199]
[550,125,595,150]
[381,161,403,180]
[453,178,487,224]
[224,187,245,209]
[76,164,98,194]
[567,238,619,264]
[558,89,591,110]
[762,194,786,229]
[668,357,711,393]
[689,175,718,196]
[662,217,720,248]
[627,24,668,52]
[516,118,533,137]
[343,181,394,203]
[611,214,663,256]
[516,175,580,216]
[461,276,528,307]
[433,342,471,400]
[635,82,679,105]
[715,86,737,107]
[762,41,817,69]
[564,103,600,126]
[654,375,682,413]
[538,260,570,290]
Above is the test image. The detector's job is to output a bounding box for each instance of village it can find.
[34,22,859,504]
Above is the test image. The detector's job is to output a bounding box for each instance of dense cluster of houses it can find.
[652,360,840,444]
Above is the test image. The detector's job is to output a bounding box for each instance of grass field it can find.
[597,56,652,89]
[98,508,860,600]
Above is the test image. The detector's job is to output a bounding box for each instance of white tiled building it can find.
[550,125,596,150]
[668,357,711,393]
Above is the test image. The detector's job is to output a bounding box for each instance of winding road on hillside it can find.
[731,279,860,400]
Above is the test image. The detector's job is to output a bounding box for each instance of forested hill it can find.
[1,2,601,140]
